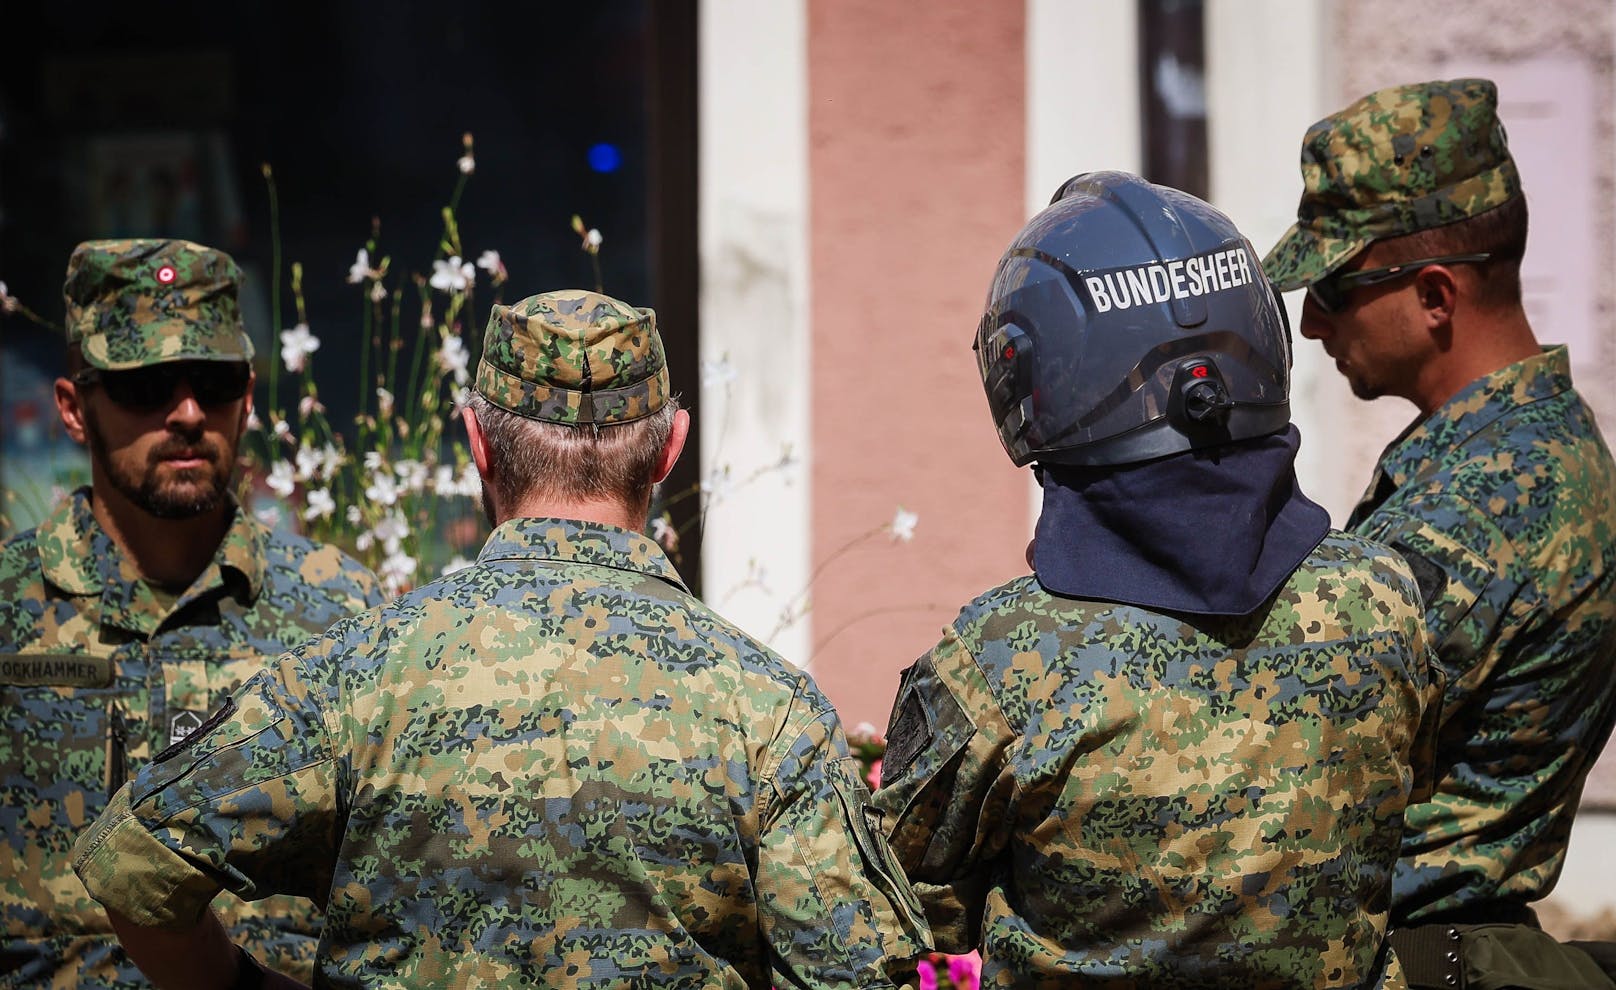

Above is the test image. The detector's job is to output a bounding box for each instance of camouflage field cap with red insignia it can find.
[1262,78,1521,292]
[63,239,254,370]
[474,289,669,425]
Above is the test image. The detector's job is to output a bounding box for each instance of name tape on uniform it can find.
[1085,244,1256,314]
[0,653,115,687]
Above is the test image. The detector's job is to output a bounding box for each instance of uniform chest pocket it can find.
[155,653,277,754]
[0,653,131,809]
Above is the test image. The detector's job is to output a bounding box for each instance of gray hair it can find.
[466,391,679,514]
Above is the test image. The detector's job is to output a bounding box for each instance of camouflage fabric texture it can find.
[63,239,255,370]
[0,489,382,988]
[872,531,1438,989]
[72,517,928,988]
[1345,346,1616,923]
[474,289,670,425]
[1263,78,1521,291]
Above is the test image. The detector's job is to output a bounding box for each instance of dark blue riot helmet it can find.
[976,170,1292,467]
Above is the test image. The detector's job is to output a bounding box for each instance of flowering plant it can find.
[240,135,494,595]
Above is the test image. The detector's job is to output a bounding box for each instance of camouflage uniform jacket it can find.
[0,488,381,988]
[1345,345,1616,924]
[872,531,1437,989]
[72,516,928,989]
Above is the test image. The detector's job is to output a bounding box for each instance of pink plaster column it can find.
[807,1,1031,730]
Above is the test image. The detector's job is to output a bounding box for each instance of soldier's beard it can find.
[87,420,234,520]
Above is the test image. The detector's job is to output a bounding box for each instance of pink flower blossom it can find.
[949,952,980,990]
[918,958,938,990]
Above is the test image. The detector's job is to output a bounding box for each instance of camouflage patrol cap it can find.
[64,239,254,370]
[1263,78,1521,291]
[474,289,669,425]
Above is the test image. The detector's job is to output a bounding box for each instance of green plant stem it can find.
[264,166,283,422]
[764,521,892,641]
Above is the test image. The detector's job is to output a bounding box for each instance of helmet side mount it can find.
[1169,358,1235,430]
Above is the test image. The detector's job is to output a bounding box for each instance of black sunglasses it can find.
[1307,252,1492,314]
[72,361,252,412]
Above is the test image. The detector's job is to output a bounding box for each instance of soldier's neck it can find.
[1410,308,1540,418]
[495,493,648,534]
[89,484,232,591]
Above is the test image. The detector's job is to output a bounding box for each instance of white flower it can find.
[297,393,324,418]
[365,472,399,506]
[451,386,472,414]
[380,552,418,596]
[440,555,474,577]
[279,323,320,373]
[700,465,733,505]
[253,504,281,527]
[373,511,409,553]
[476,250,501,273]
[246,409,262,431]
[363,450,386,473]
[347,249,372,284]
[889,505,919,542]
[583,228,603,252]
[457,154,475,175]
[0,280,15,315]
[701,357,737,390]
[370,281,388,303]
[294,443,323,482]
[458,462,482,499]
[433,465,458,495]
[345,504,363,525]
[266,461,296,498]
[318,444,344,480]
[395,459,429,493]
[356,531,375,552]
[651,515,679,553]
[303,488,335,521]
[272,419,291,439]
[438,335,471,386]
[429,256,475,293]
[376,387,395,419]
[852,721,880,738]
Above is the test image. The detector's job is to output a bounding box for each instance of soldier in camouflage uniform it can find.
[0,239,382,988]
[1264,79,1616,988]
[72,289,929,988]
[872,171,1438,988]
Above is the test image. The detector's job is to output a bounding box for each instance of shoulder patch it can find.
[154,696,236,763]
[1391,540,1449,607]
[881,666,931,784]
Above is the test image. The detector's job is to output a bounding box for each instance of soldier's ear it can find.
[462,404,493,479]
[1414,265,1458,328]
[54,377,90,446]
[652,408,689,485]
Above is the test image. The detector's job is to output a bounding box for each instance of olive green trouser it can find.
[1389,923,1616,990]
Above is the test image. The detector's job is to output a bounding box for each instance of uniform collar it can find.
[476,515,689,593]
[38,487,266,637]
[1375,345,1572,489]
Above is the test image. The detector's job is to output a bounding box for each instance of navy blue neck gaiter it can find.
[1033,425,1330,617]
